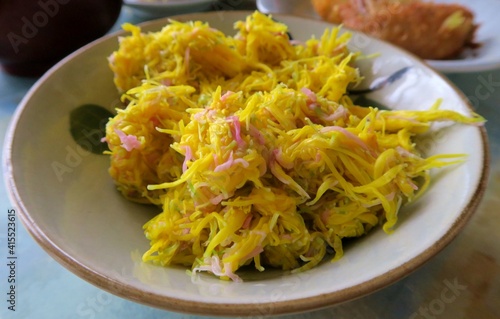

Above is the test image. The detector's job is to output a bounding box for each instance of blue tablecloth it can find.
[1,5,499,319]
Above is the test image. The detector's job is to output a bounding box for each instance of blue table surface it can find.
[1,4,500,319]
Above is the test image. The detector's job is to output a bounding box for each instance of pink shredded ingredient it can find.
[114,129,141,152]
[323,105,348,121]
[320,211,330,224]
[315,152,322,162]
[308,103,319,110]
[234,158,250,168]
[396,146,417,158]
[408,179,419,190]
[107,54,115,65]
[194,182,210,188]
[300,87,317,105]
[184,47,190,76]
[273,148,294,169]
[181,145,193,173]
[214,152,249,172]
[150,116,161,127]
[192,256,242,282]
[269,161,290,185]
[193,109,207,122]
[220,91,234,103]
[248,124,265,145]
[223,262,242,282]
[161,79,173,86]
[242,214,253,229]
[214,151,234,172]
[210,194,225,205]
[213,153,219,166]
[241,246,264,261]
[289,40,304,46]
[386,191,396,201]
[190,27,200,37]
[227,115,245,147]
[210,256,222,275]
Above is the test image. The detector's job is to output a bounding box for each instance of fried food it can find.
[311,0,479,60]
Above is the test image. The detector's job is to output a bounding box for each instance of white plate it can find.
[426,0,500,73]
[3,11,489,316]
[257,0,500,73]
[123,0,213,17]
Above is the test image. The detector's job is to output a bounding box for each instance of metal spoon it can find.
[348,66,412,95]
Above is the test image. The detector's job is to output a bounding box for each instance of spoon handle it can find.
[349,66,412,95]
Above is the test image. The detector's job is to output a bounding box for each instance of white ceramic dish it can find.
[426,0,500,73]
[3,11,488,316]
[257,0,500,73]
[123,0,213,18]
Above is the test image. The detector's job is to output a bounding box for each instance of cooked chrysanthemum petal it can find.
[104,11,485,281]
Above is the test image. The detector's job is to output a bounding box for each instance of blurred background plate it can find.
[425,0,500,73]
[257,0,500,73]
[123,0,214,18]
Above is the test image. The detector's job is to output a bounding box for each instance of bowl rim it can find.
[3,11,490,316]
[123,0,213,9]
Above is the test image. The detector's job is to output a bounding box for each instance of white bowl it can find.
[3,11,489,316]
[123,0,213,18]
[257,0,500,73]
[425,0,500,73]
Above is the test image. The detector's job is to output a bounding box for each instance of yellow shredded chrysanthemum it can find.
[104,11,485,281]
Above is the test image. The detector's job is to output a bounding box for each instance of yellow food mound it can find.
[104,12,484,281]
